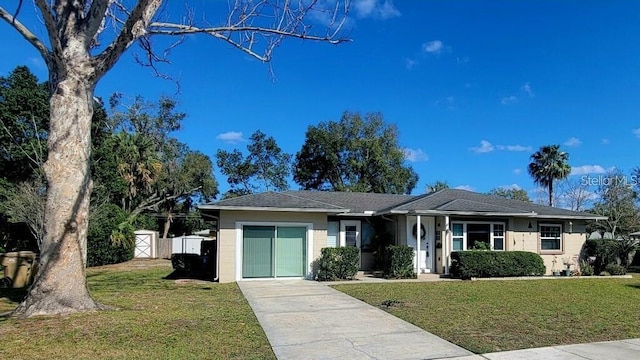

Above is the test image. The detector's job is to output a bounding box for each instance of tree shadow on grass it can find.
[163,269,216,283]
[625,284,640,290]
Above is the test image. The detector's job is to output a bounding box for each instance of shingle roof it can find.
[199,189,605,219]
[284,190,415,213]
[393,189,598,218]
[198,191,347,212]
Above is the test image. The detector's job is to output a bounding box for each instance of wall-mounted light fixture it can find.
[569,221,573,234]
[528,221,533,230]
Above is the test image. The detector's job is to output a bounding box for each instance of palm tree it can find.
[528,145,571,206]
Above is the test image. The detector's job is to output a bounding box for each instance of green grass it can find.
[333,277,640,354]
[0,265,275,360]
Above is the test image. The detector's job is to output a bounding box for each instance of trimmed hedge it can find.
[316,247,360,281]
[384,245,416,279]
[450,251,545,279]
[605,263,627,275]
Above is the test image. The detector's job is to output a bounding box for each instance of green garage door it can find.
[242,225,307,279]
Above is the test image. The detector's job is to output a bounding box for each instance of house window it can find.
[540,224,562,252]
[452,223,465,251]
[451,221,506,251]
[492,224,505,251]
[327,221,339,248]
[345,226,358,247]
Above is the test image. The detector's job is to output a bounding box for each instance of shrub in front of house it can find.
[384,245,416,279]
[583,239,618,274]
[604,263,627,275]
[450,251,545,279]
[316,247,360,281]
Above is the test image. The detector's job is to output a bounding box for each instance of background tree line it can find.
[0,66,420,266]
[3,66,638,271]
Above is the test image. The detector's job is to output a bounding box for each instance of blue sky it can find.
[1,0,639,201]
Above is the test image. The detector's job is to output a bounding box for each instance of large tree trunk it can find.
[12,56,103,317]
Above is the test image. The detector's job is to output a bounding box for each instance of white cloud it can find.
[455,185,475,191]
[499,183,523,190]
[405,58,418,70]
[501,95,518,105]
[354,0,400,19]
[513,168,523,175]
[403,148,428,162]
[602,138,610,145]
[470,140,495,153]
[456,56,469,64]
[633,128,640,138]
[563,137,582,147]
[423,40,444,54]
[570,165,613,176]
[521,82,534,97]
[496,144,532,152]
[216,131,245,144]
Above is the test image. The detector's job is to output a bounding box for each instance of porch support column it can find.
[444,215,450,275]
[416,215,421,275]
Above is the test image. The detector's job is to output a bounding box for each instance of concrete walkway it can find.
[238,280,475,360]
[240,280,640,360]
[479,339,640,360]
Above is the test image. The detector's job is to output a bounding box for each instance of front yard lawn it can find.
[333,277,640,354]
[0,263,275,360]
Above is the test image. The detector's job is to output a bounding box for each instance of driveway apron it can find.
[238,280,475,360]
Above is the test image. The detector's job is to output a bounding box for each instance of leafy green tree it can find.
[1,0,347,318]
[100,96,217,240]
[426,180,449,194]
[487,187,531,202]
[294,112,418,194]
[527,145,571,206]
[0,66,49,182]
[87,203,134,267]
[217,130,291,198]
[590,171,640,239]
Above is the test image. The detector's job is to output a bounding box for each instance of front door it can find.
[340,220,361,268]
[406,216,435,273]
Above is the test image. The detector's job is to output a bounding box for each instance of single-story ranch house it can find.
[198,189,606,283]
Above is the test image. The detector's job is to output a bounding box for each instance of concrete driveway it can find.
[238,280,476,360]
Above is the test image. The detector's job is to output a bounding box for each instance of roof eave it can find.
[410,210,537,217]
[531,214,608,221]
[198,205,349,214]
[335,211,377,217]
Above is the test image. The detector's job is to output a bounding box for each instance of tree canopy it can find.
[294,111,418,194]
[527,145,571,206]
[590,170,640,239]
[426,180,450,194]
[217,130,291,198]
[487,187,530,202]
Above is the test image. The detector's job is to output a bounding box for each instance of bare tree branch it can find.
[0,118,45,173]
[93,0,163,80]
[147,23,349,62]
[83,0,112,42]
[0,5,50,61]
